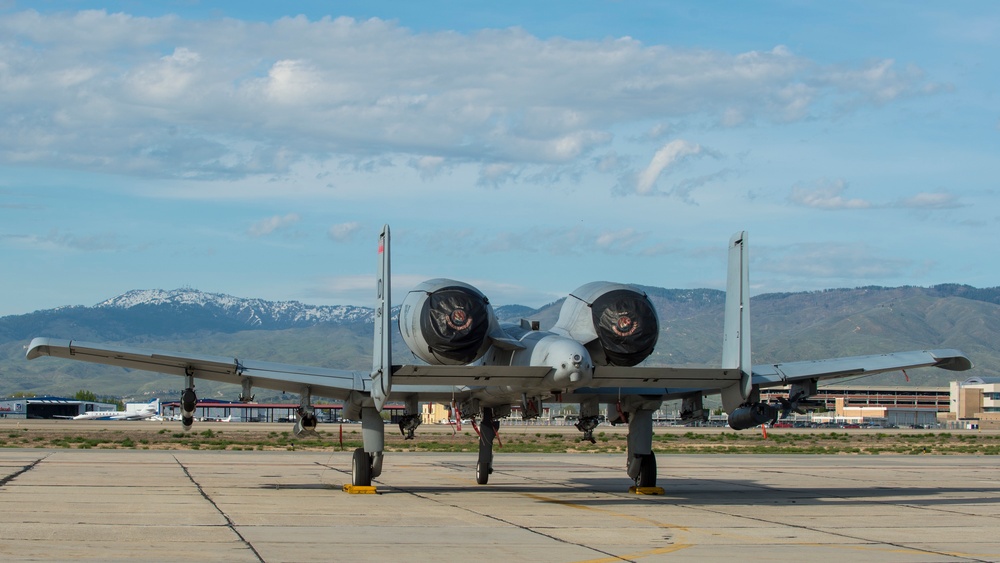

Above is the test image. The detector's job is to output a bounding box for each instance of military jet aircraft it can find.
[26,226,972,489]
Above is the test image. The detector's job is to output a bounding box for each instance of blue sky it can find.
[1,1,998,316]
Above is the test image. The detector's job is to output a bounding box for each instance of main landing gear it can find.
[351,406,385,488]
[476,407,499,485]
[352,448,373,487]
[622,405,660,490]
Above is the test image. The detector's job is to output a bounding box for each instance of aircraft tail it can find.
[370,225,392,411]
[720,231,752,412]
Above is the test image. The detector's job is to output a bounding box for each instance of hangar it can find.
[0,396,117,419]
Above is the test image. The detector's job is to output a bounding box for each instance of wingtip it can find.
[25,337,49,360]
[930,349,974,371]
[25,337,68,360]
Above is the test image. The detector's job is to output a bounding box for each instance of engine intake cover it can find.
[553,282,660,367]
[400,279,496,365]
[591,289,659,366]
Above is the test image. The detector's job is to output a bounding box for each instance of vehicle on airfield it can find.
[26,226,972,490]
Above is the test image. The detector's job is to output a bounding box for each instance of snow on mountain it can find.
[96,289,373,327]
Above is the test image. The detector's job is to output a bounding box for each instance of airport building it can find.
[0,396,117,419]
[758,384,950,427]
[7,378,996,429]
[943,376,1000,429]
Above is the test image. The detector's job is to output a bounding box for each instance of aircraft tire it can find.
[476,444,493,485]
[352,448,372,487]
[476,460,489,485]
[637,452,657,488]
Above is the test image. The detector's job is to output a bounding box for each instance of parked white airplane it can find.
[27,227,971,489]
[72,398,160,420]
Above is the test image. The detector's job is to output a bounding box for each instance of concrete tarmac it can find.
[1,449,999,562]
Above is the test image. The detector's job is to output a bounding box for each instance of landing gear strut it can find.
[625,407,658,489]
[476,407,499,485]
[352,406,384,488]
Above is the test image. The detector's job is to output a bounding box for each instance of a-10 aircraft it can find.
[27,226,972,490]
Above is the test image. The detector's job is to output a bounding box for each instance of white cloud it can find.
[410,156,447,179]
[248,213,300,237]
[635,140,702,195]
[328,221,362,241]
[896,191,962,209]
[595,228,647,252]
[0,10,942,183]
[477,163,519,188]
[789,179,871,210]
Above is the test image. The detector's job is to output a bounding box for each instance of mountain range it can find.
[1,285,997,401]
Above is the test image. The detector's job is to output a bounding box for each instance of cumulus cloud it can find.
[477,163,520,188]
[328,221,362,241]
[595,228,647,252]
[896,191,962,209]
[819,59,947,109]
[634,140,703,195]
[789,179,872,210]
[409,155,447,179]
[248,213,300,237]
[0,11,943,183]
[790,182,963,211]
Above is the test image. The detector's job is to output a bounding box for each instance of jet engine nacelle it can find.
[552,282,659,367]
[400,279,498,365]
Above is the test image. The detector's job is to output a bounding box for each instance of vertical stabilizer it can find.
[720,231,752,412]
[371,225,392,411]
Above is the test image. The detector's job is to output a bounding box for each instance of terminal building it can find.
[759,384,951,427]
[759,378,1000,429]
[945,377,1000,429]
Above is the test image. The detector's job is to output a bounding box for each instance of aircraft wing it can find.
[29,339,968,403]
[26,338,367,401]
[750,348,972,388]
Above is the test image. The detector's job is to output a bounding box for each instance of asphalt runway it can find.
[1,449,999,562]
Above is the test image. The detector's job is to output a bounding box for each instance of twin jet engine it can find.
[398,278,660,375]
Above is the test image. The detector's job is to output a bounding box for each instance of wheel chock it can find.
[629,486,665,495]
[342,484,378,494]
